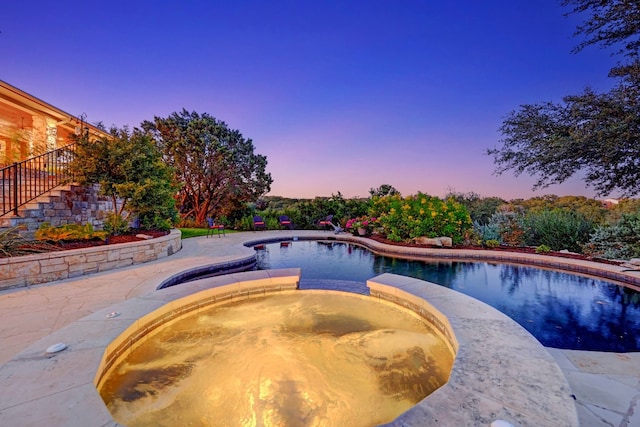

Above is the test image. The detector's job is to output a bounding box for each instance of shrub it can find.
[371,193,472,244]
[484,210,526,246]
[345,216,377,235]
[535,244,552,253]
[35,223,108,242]
[583,213,640,260]
[0,227,26,257]
[176,218,202,228]
[485,239,500,248]
[473,220,500,243]
[523,209,594,253]
[103,213,131,235]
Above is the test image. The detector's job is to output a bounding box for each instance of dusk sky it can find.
[2,1,618,200]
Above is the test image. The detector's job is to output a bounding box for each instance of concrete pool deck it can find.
[1,230,639,426]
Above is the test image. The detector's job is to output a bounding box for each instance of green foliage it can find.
[238,193,370,231]
[35,223,108,242]
[179,228,235,239]
[102,213,129,235]
[176,218,202,228]
[514,195,607,224]
[490,1,640,197]
[562,0,640,57]
[605,198,640,224]
[485,239,500,248]
[143,110,272,225]
[446,191,506,224]
[369,184,400,198]
[70,126,177,231]
[584,213,640,259]
[484,210,526,246]
[523,209,595,252]
[473,220,500,242]
[179,228,208,239]
[535,244,552,254]
[345,216,377,235]
[371,193,472,244]
[0,227,26,257]
[237,215,256,231]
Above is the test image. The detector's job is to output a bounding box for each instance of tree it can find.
[369,184,400,198]
[70,127,177,231]
[143,110,272,225]
[562,0,640,57]
[445,191,507,224]
[489,0,640,197]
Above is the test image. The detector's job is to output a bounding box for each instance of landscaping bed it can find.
[3,230,169,258]
[366,234,624,266]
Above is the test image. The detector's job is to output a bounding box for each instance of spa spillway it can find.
[94,276,457,426]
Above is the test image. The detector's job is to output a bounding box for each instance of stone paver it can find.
[1,230,639,426]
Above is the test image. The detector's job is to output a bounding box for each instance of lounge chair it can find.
[279,215,293,230]
[253,215,266,231]
[317,215,333,231]
[206,217,225,237]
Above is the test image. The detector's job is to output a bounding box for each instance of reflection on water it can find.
[100,292,454,427]
[256,241,640,352]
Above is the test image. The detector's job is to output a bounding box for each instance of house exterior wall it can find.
[0,80,107,167]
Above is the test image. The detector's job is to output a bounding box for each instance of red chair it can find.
[206,218,225,237]
[318,215,333,231]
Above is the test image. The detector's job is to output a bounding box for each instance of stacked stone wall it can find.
[0,229,181,290]
[0,184,117,239]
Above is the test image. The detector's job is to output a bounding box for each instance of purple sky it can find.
[2,1,617,200]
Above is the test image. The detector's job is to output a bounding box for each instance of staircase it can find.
[1,143,76,218]
[0,183,113,240]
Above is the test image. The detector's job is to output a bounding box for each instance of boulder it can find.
[415,237,440,246]
[414,236,453,247]
[437,237,453,247]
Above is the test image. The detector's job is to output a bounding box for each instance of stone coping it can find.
[94,269,301,390]
[244,233,640,290]
[0,269,577,426]
[0,229,183,290]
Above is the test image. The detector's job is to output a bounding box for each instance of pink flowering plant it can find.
[345,216,378,235]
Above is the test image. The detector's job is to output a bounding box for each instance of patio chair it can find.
[279,215,293,230]
[253,215,266,231]
[317,215,333,231]
[206,217,225,238]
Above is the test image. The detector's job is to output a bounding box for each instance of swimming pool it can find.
[255,240,640,352]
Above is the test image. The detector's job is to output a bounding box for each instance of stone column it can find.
[46,118,58,151]
[31,115,48,157]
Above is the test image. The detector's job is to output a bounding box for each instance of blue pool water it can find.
[255,240,640,352]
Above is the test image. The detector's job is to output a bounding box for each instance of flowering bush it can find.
[370,193,472,243]
[345,216,377,235]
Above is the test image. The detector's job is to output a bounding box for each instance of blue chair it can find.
[253,215,266,231]
[279,215,293,230]
[206,217,225,237]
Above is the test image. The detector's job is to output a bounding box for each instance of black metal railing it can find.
[0,143,76,217]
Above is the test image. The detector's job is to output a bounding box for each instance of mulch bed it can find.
[366,234,623,266]
[8,230,169,256]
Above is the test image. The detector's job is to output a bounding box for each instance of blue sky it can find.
[1,1,617,199]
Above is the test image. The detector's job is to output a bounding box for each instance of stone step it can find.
[1,183,112,240]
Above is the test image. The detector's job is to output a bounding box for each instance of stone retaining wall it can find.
[0,229,182,290]
[0,184,117,240]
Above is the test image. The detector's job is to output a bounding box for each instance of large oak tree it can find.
[143,110,272,225]
[489,0,640,197]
